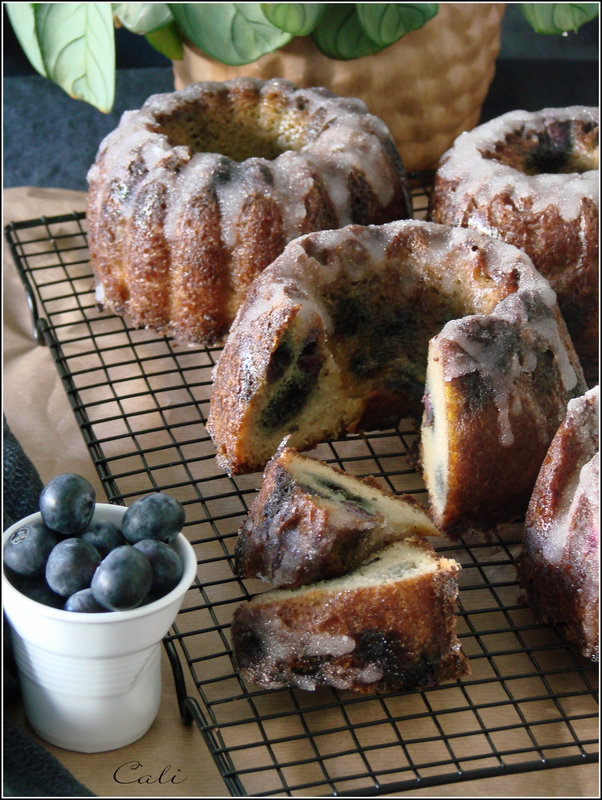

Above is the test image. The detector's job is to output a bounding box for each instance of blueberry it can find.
[39,473,96,535]
[81,519,126,558]
[64,588,106,613]
[121,493,185,544]
[91,546,153,611]
[133,539,185,599]
[6,573,64,608]
[3,521,57,578]
[45,538,101,597]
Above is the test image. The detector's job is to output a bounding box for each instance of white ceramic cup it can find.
[3,503,197,753]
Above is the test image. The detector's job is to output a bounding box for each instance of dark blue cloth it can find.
[3,68,175,192]
[3,420,95,797]
[4,717,94,797]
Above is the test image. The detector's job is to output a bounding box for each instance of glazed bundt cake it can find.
[236,440,441,589]
[87,77,412,345]
[517,385,599,661]
[232,536,468,693]
[207,220,585,531]
[429,106,599,367]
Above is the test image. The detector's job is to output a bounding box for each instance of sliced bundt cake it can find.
[207,220,585,531]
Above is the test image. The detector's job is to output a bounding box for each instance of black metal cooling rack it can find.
[4,176,598,797]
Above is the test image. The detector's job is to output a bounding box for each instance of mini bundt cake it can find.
[232,537,469,693]
[86,77,412,345]
[429,106,599,367]
[517,385,599,661]
[236,440,441,589]
[207,220,585,531]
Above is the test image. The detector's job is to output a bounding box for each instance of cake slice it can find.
[420,291,583,534]
[232,536,468,693]
[236,441,441,588]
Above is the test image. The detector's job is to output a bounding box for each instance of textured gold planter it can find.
[172,3,505,172]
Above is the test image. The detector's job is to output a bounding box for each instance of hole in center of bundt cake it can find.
[482,119,599,175]
[322,274,468,418]
[152,100,309,162]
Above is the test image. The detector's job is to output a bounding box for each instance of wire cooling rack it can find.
[5,175,598,797]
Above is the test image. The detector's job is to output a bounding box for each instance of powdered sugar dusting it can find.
[577,451,600,516]
[543,450,599,565]
[565,384,600,429]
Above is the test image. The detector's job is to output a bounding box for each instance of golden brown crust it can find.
[87,77,412,346]
[232,539,469,692]
[122,180,172,333]
[208,302,302,474]
[431,184,598,366]
[169,184,232,343]
[231,190,286,306]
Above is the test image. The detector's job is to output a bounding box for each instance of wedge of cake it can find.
[420,293,583,534]
[236,441,441,588]
[232,536,468,693]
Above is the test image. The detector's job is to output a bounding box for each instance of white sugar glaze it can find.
[438,285,581,448]
[541,449,599,565]
[88,77,403,251]
[237,539,446,690]
[437,106,599,223]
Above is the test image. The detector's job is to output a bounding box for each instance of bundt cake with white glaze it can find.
[429,106,599,367]
[517,385,599,662]
[231,536,469,693]
[236,439,441,589]
[86,77,412,345]
[207,220,586,531]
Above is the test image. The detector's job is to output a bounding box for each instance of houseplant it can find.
[7,3,599,170]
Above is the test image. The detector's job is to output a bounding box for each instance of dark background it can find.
[3,4,599,191]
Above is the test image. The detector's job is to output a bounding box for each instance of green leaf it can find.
[312,4,384,60]
[112,3,173,34]
[145,22,184,61]
[6,3,47,77]
[260,3,325,35]
[355,3,438,46]
[35,3,115,112]
[521,3,599,34]
[169,3,292,66]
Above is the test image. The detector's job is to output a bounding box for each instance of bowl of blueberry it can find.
[2,473,197,753]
